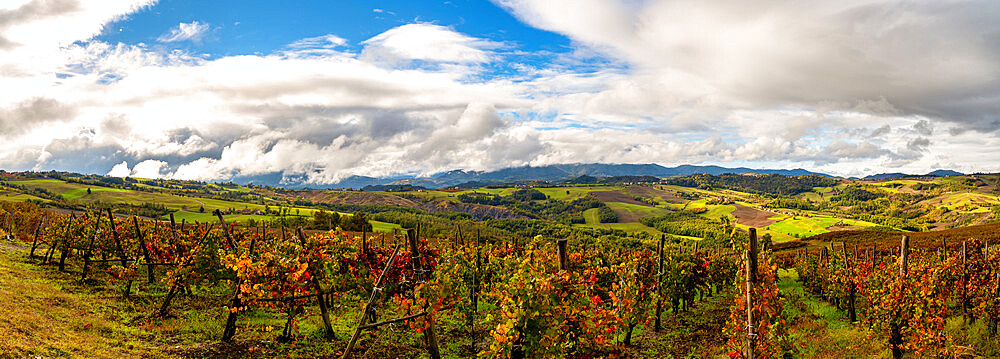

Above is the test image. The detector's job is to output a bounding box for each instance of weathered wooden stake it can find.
[405,227,440,359]
[297,227,335,339]
[131,216,155,283]
[842,242,856,322]
[899,236,909,276]
[107,209,132,296]
[157,224,213,317]
[57,214,76,271]
[745,228,758,359]
[29,214,45,258]
[343,245,401,359]
[891,235,909,359]
[962,241,969,323]
[81,212,101,281]
[654,234,665,332]
[557,239,568,271]
[219,211,243,342]
[361,227,368,254]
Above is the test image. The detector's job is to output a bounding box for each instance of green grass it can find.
[776,268,882,358]
[605,202,672,220]
[413,187,519,202]
[700,204,735,219]
[412,185,622,202]
[764,215,878,239]
[734,223,795,243]
[583,208,601,225]
[7,177,401,232]
[535,185,622,201]
[683,198,708,210]
[927,192,1000,213]
[62,187,133,200]
[371,221,403,232]
[414,185,624,202]
[574,221,662,235]
[799,192,824,202]
[0,246,166,358]
[6,179,65,185]
[767,216,842,237]
[170,211,400,233]
[0,192,48,203]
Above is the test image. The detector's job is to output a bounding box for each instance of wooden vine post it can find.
[296,227,336,339]
[890,235,909,359]
[842,242,856,322]
[962,241,970,324]
[468,229,480,327]
[29,214,45,258]
[51,214,74,269]
[406,227,441,359]
[471,229,481,337]
[81,211,101,281]
[745,228,758,359]
[133,216,155,283]
[557,238,568,271]
[106,209,132,296]
[157,224,213,317]
[872,242,878,270]
[654,234,666,332]
[342,245,401,359]
[217,210,243,342]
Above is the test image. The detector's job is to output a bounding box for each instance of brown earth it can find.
[732,204,779,227]
[799,222,1000,251]
[419,201,528,220]
[622,186,686,204]
[297,190,525,220]
[825,223,866,231]
[297,190,421,208]
[590,191,649,206]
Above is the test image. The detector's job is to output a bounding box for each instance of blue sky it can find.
[1,0,999,183]
[97,1,573,68]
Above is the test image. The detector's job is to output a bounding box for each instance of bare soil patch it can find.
[826,223,865,231]
[298,191,421,208]
[622,186,686,204]
[590,191,649,206]
[732,204,779,227]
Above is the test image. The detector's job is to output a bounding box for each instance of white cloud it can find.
[107,160,130,177]
[497,0,1000,130]
[361,23,499,65]
[130,159,166,178]
[288,34,346,49]
[157,21,209,43]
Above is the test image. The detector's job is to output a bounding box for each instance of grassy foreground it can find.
[0,242,163,358]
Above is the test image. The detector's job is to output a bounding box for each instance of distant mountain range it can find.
[237,163,837,189]
[862,170,964,180]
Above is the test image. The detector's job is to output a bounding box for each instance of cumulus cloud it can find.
[361,23,500,65]
[107,160,130,177]
[130,159,166,178]
[157,21,210,43]
[496,0,1000,131]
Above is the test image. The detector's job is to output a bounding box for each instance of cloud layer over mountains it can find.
[1,0,998,184]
